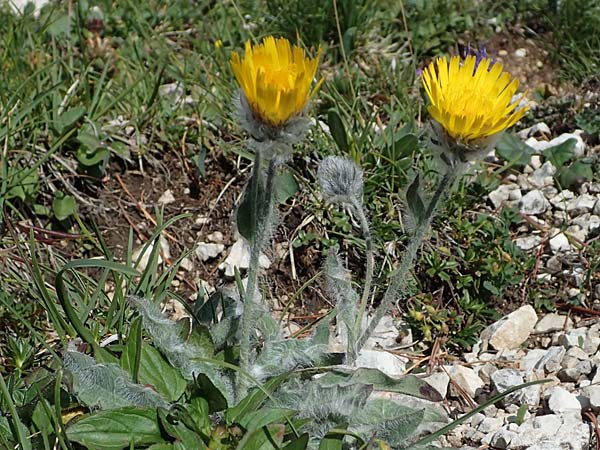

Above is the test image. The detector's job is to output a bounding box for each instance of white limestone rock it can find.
[549,232,571,254]
[567,193,598,216]
[218,238,270,277]
[535,313,573,333]
[547,386,581,415]
[354,349,408,378]
[548,189,575,210]
[519,190,550,215]
[514,235,543,251]
[445,365,485,398]
[481,305,538,351]
[196,242,225,262]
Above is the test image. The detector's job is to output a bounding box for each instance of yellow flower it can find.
[231,36,322,128]
[421,55,528,143]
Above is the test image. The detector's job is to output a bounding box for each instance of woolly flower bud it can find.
[317,156,363,206]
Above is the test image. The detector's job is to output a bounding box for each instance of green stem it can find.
[352,198,374,350]
[237,150,278,399]
[354,168,456,356]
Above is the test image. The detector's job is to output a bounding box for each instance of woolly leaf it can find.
[67,407,164,450]
[274,377,372,443]
[250,339,329,381]
[129,296,234,405]
[329,368,443,402]
[351,399,426,446]
[63,350,170,410]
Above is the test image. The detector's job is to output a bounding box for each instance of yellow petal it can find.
[420,54,529,142]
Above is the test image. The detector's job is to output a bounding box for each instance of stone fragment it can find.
[547,386,581,415]
[491,369,541,406]
[525,130,586,157]
[549,232,570,254]
[557,359,592,382]
[514,235,543,251]
[478,416,504,434]
[218,238,270,277]
[488,184,518,209]
[549,189,575,210]
[530,161,556,188]
[489,429,519,449]
[560,328,599,354]
[519,190,550,215]
[535,313,573,333]
[354,350,408,378]
[446,365,485,398]
[567,193,598,216]
[581,385,600,411]
[158,189,176,205]
[195,242,225,261]
[421,372,450,399]
[481,305,538,351]
[517,122,551,139]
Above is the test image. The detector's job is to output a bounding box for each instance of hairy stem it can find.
[352,198,374,350]
[354,168,456,356]
[237,150,278,399]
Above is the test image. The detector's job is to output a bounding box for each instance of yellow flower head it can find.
[231,36,323,128]
[421,55,528,143]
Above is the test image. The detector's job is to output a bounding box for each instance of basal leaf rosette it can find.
[422,54,529,162]
[231,36,323,141]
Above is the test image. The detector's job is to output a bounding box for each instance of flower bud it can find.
[317,156,364,206]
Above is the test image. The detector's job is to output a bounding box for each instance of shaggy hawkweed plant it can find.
[350,51,530,356]
[50,43,541,450]
[230,35,323,396]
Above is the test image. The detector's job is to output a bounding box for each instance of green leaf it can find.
[52,191,76,220]
[123,342,187,402]
[55,106,85,134]
[327,110,348,152]
[392,133,418,157]
[559,159,594,188]
[121,316,143,382]
[406,174,425,224]
[319,434,343,450]
[192,148,207,180]
[48,13,72,37]
[7,170,39,201]
[184,397,211,437]
[157,409,202,448]
[193,373,228,413]
[274,170,299,204]
[238,408,297,431]
[495,133,534,166]
[282,433,309,450]
[76,145,110,167]
[225,375,288,425]
[67,407,164,450]
[544,138,575,168]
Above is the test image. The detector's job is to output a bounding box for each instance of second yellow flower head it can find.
[422,55,529,144]
[231,36,322,128]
